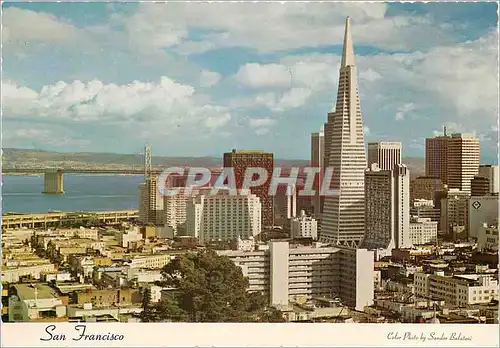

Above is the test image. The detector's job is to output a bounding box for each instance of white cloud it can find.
[247,117,277,135]
[395,103,416,121]
[199,70,221,87]
[2,7,79,45]
[360,68,382,82]
[119,3,461,54]
[2,77,231,134]
[2,126,90,149]
[237,31,497,138]
[235,63,291,89]
[363,126,371,135]
[274,88,313,112]
[248,118,276,129]
[232,87,313,113]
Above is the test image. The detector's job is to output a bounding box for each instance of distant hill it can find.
[2,148,425,176]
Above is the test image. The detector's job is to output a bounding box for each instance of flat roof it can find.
[14,283,59,300]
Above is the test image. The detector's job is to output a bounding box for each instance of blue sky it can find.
[2,2,498,163]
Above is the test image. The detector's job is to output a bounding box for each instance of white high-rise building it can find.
[321,17,367,247]
[478,164,499,194]
[186,189,261,245]
[286,184,297,219]
[290,210,318,240]
[367,142,402,171]
[163,188,202,235]
[311,130,325,216]
[218,241,374,311]
[362,164,411,251]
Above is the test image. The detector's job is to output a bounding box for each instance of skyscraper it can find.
[138,176,164,225]
[311,130,325,216]
[367,142,402,171]
[447,133,480,193]
[321,17,367,246]
[362,164,411,252]
[223,149,274,227]
[425,128,450,184]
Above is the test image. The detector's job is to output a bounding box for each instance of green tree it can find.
[149,250,285,323]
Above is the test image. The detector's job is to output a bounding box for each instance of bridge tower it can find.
[144,143,151,180]
[42,169,64,194]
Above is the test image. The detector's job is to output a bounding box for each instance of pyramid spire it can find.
[340,17,355,68]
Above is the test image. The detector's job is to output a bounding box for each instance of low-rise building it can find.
[128,254,174,269]
[414,272,499,307]
[8,284,67,322]
[2,263,56,283]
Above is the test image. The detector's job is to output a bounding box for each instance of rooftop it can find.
[14,283,59,300]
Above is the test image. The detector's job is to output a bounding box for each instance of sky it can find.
[2,2,499,162]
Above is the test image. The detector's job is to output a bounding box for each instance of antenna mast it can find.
[145,143,151,180]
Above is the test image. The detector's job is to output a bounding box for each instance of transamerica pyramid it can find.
[320,17,367,247]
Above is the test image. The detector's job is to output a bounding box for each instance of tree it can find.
[149,250,285,323]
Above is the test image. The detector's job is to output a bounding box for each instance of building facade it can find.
[471,176,490,196]
[409,217,438,245]
[425,132,450,185]
[290,211,318,240]
[223,149,274,227]
[477,222,498,252]
[362,164,411,250]
[311,130,325,216]
[138,176,164,225]
[414,272,499,307]
[410,176,445,204]
[367,142,402,171]
[218,241,374,311]
[440,189,469,237]
[321,17,367,246]
[447,133,480,193]
[478,164,499,194]
[186,190,262,244]
[468,195,499,239]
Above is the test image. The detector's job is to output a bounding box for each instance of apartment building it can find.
[223,149,274,227]
[290,211,318,240]
[218,241,374,311]
[186,189,261,244]
[414,272,499,307]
